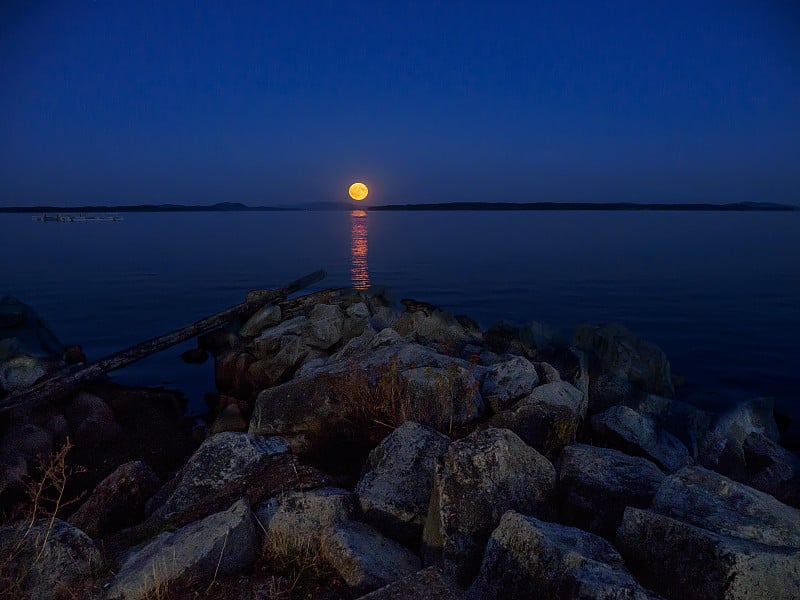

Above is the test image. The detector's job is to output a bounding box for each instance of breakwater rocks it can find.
[1,288,799,599]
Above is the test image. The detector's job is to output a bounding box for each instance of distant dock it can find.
[32,213,124,222]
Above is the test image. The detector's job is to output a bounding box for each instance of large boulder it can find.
[106,498,258,600]
[743,432,800,507]
[574,323,674,397]
[0,519,101,600]
[699,397,781,478]
[0,354,46,392]
[591,405,692,472]
[258,487,355,555]
[239,304,282,337]
[490,381,586,457]
[468,511,654,600]
[0,296,66,393]
[248,334,313,387]
[302,304,345,350]
[393,305,477,349]
[422,427,556,586]
[343,302,372,340]
[617,507,800,600]
[249,343,485,450]
[0,422,53,461]
[650,466,800,548]
[357,566,462,600]
[587,370,635,415]
[519,321,569,353]
[69,461,160,538]
[628,394,711,459]
[356,422,450,545]
[616,466,800,599]
[146,432,288,519]
[64,391,123,446]
[321,521,421,595]
[556,443,665,539]
[479,356,539,413]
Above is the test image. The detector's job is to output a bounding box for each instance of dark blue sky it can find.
[1,1,798,206]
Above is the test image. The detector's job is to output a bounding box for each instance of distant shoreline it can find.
[1,201,796,213]
[367,201,797,211]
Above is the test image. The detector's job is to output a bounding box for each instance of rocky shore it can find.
[1,289,799,599]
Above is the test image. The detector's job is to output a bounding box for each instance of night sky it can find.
[1,1,798,206]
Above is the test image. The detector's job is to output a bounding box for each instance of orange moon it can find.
[349,182,369,201]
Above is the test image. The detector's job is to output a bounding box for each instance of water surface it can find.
[2,210,798,419]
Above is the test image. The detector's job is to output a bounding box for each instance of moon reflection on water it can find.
[350,209,369,290]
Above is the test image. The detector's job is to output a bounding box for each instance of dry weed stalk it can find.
[262,529,327,595]
[338,354,481,435]
[1,438,87,597]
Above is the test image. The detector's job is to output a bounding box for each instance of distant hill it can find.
[367,201,798,212]
[0,202,299,213]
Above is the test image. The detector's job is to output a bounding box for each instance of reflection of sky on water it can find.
[350,209,369,289]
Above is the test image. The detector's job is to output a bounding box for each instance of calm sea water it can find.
[2,210,798,420]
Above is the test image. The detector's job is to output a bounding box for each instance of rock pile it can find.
[1,288,798,599]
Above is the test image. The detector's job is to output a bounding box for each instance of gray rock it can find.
[248,334,311,387]
[588,370,635,415]
[64,392,123,446]
[371,306,401,331]
[356,422,450,544]
[321,521,421,595]
[700,397,781,476]
[394,308,476,348]
[557,443,665,539]
[422,427,556,586]
[574,322,674,397]
[469,511,654,600]
[0,296,65,358]
[239,304,282,337]
[0,450,28,491]
[147,432,288,519]
[534,361,561,384]
[250,343,485,450]
[519,321,569,353]
[357,566,462,600]
[69,461,160,537]
[0,519,101,600]
[0,354,46,392]
[617,506,800,600]
[651,466,800,548]
[252,317,308,360]
[303,304,345,350]
[490,381,586,457]
[482,321,526,356]
[629,394,711,459]
[399,365,484,431]
[43,413,69,446]
[743,432,800,507]
[569,346,591,402]
[258,487,355,555]
[210,403,248,434]
[0,422,53,461]
[591,405,692,472]
[344,302,372,339]
[480,356,539,413]
[107,498,258,600]
[329,328,378,363]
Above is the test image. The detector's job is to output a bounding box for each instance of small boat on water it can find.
[32,213,124,222]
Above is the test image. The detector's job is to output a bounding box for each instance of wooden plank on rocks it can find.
[0,269,326,412]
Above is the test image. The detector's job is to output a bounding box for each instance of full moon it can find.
[349,182,369,201]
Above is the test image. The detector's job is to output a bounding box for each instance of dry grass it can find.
[337,354,479,436]
[0,439,88,598]
[259,529,334,599]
